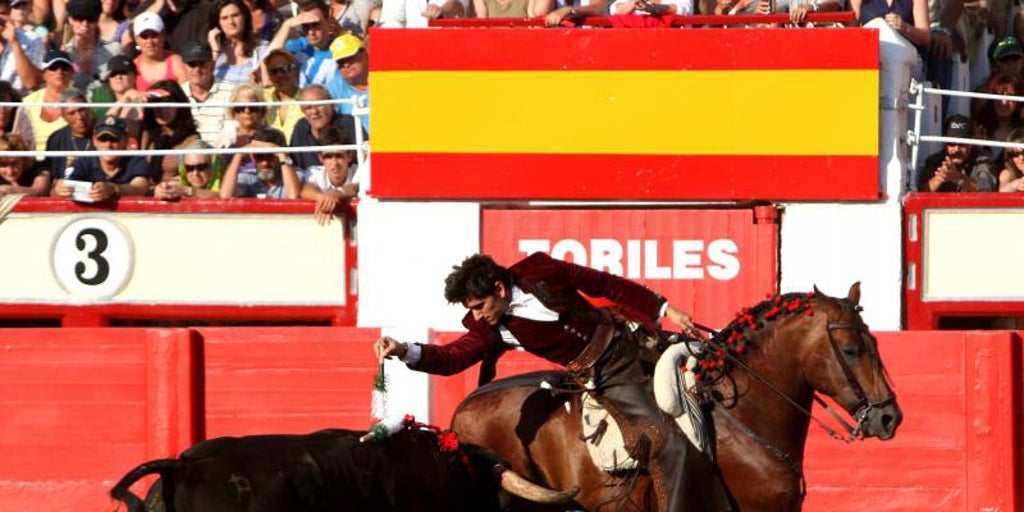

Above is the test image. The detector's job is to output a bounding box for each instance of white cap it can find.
[132,12,164,36]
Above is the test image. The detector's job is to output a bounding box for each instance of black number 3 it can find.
[75,228,110,286]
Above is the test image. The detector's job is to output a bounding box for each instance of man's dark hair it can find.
[316,125,352,147]
[254,127,287,147]
[298,0,328,16]
[444,254,513,304]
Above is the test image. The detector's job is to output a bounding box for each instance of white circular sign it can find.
[51,216,134,299]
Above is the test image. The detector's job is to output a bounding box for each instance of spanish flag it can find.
[371,28,878,201]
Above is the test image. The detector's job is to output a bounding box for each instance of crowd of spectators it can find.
[0,0,1021,209]
[0,0,368,223]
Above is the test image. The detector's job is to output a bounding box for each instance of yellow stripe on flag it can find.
[372,70,877,156]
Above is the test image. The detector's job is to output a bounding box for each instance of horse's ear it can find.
[812,284,821,296]
[847,282,862,306]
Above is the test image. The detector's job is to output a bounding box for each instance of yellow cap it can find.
[329,32,365,61]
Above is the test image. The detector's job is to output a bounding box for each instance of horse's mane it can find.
[692,291,818,383]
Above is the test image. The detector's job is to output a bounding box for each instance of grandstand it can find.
[0,2,1022,511]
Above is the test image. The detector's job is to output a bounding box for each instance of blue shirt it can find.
[326,73,369,133]
[67,156,150,184]
[285,37,338,88]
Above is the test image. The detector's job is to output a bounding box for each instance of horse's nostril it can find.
[881,414,894,429]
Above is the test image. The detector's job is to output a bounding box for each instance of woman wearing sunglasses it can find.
[220,82,269,176]
[154,140,224,199]
[261,49,301,144]
[139,80,201,187]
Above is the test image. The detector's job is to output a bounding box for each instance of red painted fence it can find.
[0,328,1020,511]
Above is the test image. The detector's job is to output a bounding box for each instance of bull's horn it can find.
[499,469,579,504]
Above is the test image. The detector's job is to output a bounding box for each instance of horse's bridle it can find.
[824,306,897,438]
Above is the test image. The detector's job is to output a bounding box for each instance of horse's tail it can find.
[110,459,182,512]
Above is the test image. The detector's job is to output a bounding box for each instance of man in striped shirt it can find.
[179,40,236,146]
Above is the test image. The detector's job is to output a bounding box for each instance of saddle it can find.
[579,342,713,473]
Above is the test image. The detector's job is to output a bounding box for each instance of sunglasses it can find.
[232,105,266,114]
[268,64,295,76]
[97,134,121,142]
[48,63,73,72]
[301,21,322,31]
[137,31,162,40]
[184,163,211,172]
[1009,150,1024,158]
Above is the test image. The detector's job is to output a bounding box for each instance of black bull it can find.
[111,428,578,512]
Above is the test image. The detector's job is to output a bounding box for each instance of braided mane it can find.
[687,291,817,383]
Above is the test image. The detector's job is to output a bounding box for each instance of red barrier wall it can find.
[0,329,199,511]
[430,331,1022,510]
[198,327,381,437]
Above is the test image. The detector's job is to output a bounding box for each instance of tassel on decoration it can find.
[361,362,404,442]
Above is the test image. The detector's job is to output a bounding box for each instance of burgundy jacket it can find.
[411,252,667,385]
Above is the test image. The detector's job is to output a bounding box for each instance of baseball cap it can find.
[181,41,213,64]
[94,116,127,139]
[943,114,973,139]
[104,55,136,80]
[989,36,1024,62]
[41,49,74,69]
[132,12,164,36]
[10,0,30,7]
[329,32,365,61]
[66,0,101,20]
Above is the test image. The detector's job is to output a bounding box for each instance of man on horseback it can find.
[373,252,731,511]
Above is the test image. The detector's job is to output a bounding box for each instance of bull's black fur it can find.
[111,428,510,512]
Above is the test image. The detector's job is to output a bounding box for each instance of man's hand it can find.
[930,29,954,59]
[664,304,701,339]
[374,336,408,363]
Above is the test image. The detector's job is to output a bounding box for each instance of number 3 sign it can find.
[51,216,134,299]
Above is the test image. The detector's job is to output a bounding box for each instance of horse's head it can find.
[802,283,902,440]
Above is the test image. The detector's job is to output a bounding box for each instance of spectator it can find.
[0,0,43,94]
[781,0,843,24]
[97,0,133,49]
[262,49,301,143]
[377,0,466,28]
[44,88,94,179]
[329,0,374,35]
[52,116,151,201]
[998,128,1024,191]
[0,133,49,196]
[852,0,931,47]
[246,0,283,42]
[24,49,75,152]
[209,0,268,84]
[326,32,368,132]
[179,40,236,145]
[219,82,268,175]
[289,84,360,171]
[140,80,201,183]
[62,0,115,92]
[918,114,997,192]
[219,126,301,198]
[154,139,224,199]
[973,36,1024,112]
[0,80,34,148]
[132,12,187,91]
[474,0,529,18]
[543,0,608,26]
[9,0,47,43]
[135,0,213,53]
[300,124,357,225]
[92,55,146,147]
[610,0,690,16]
[267,0,338,88]
[922,0,963,113]
[973,73,1023,164]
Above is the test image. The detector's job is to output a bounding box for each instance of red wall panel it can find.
[0,328,199,511]
[198,327,382,437]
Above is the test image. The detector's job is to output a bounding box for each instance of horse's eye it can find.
[841,345,861,357]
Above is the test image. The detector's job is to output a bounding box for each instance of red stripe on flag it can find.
[370,28,879,71]
[369,153,879,201]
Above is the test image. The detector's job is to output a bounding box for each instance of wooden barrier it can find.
[197,326,382,437]
[0,329,200,511]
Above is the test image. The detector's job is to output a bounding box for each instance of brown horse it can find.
[451,283,902,511]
